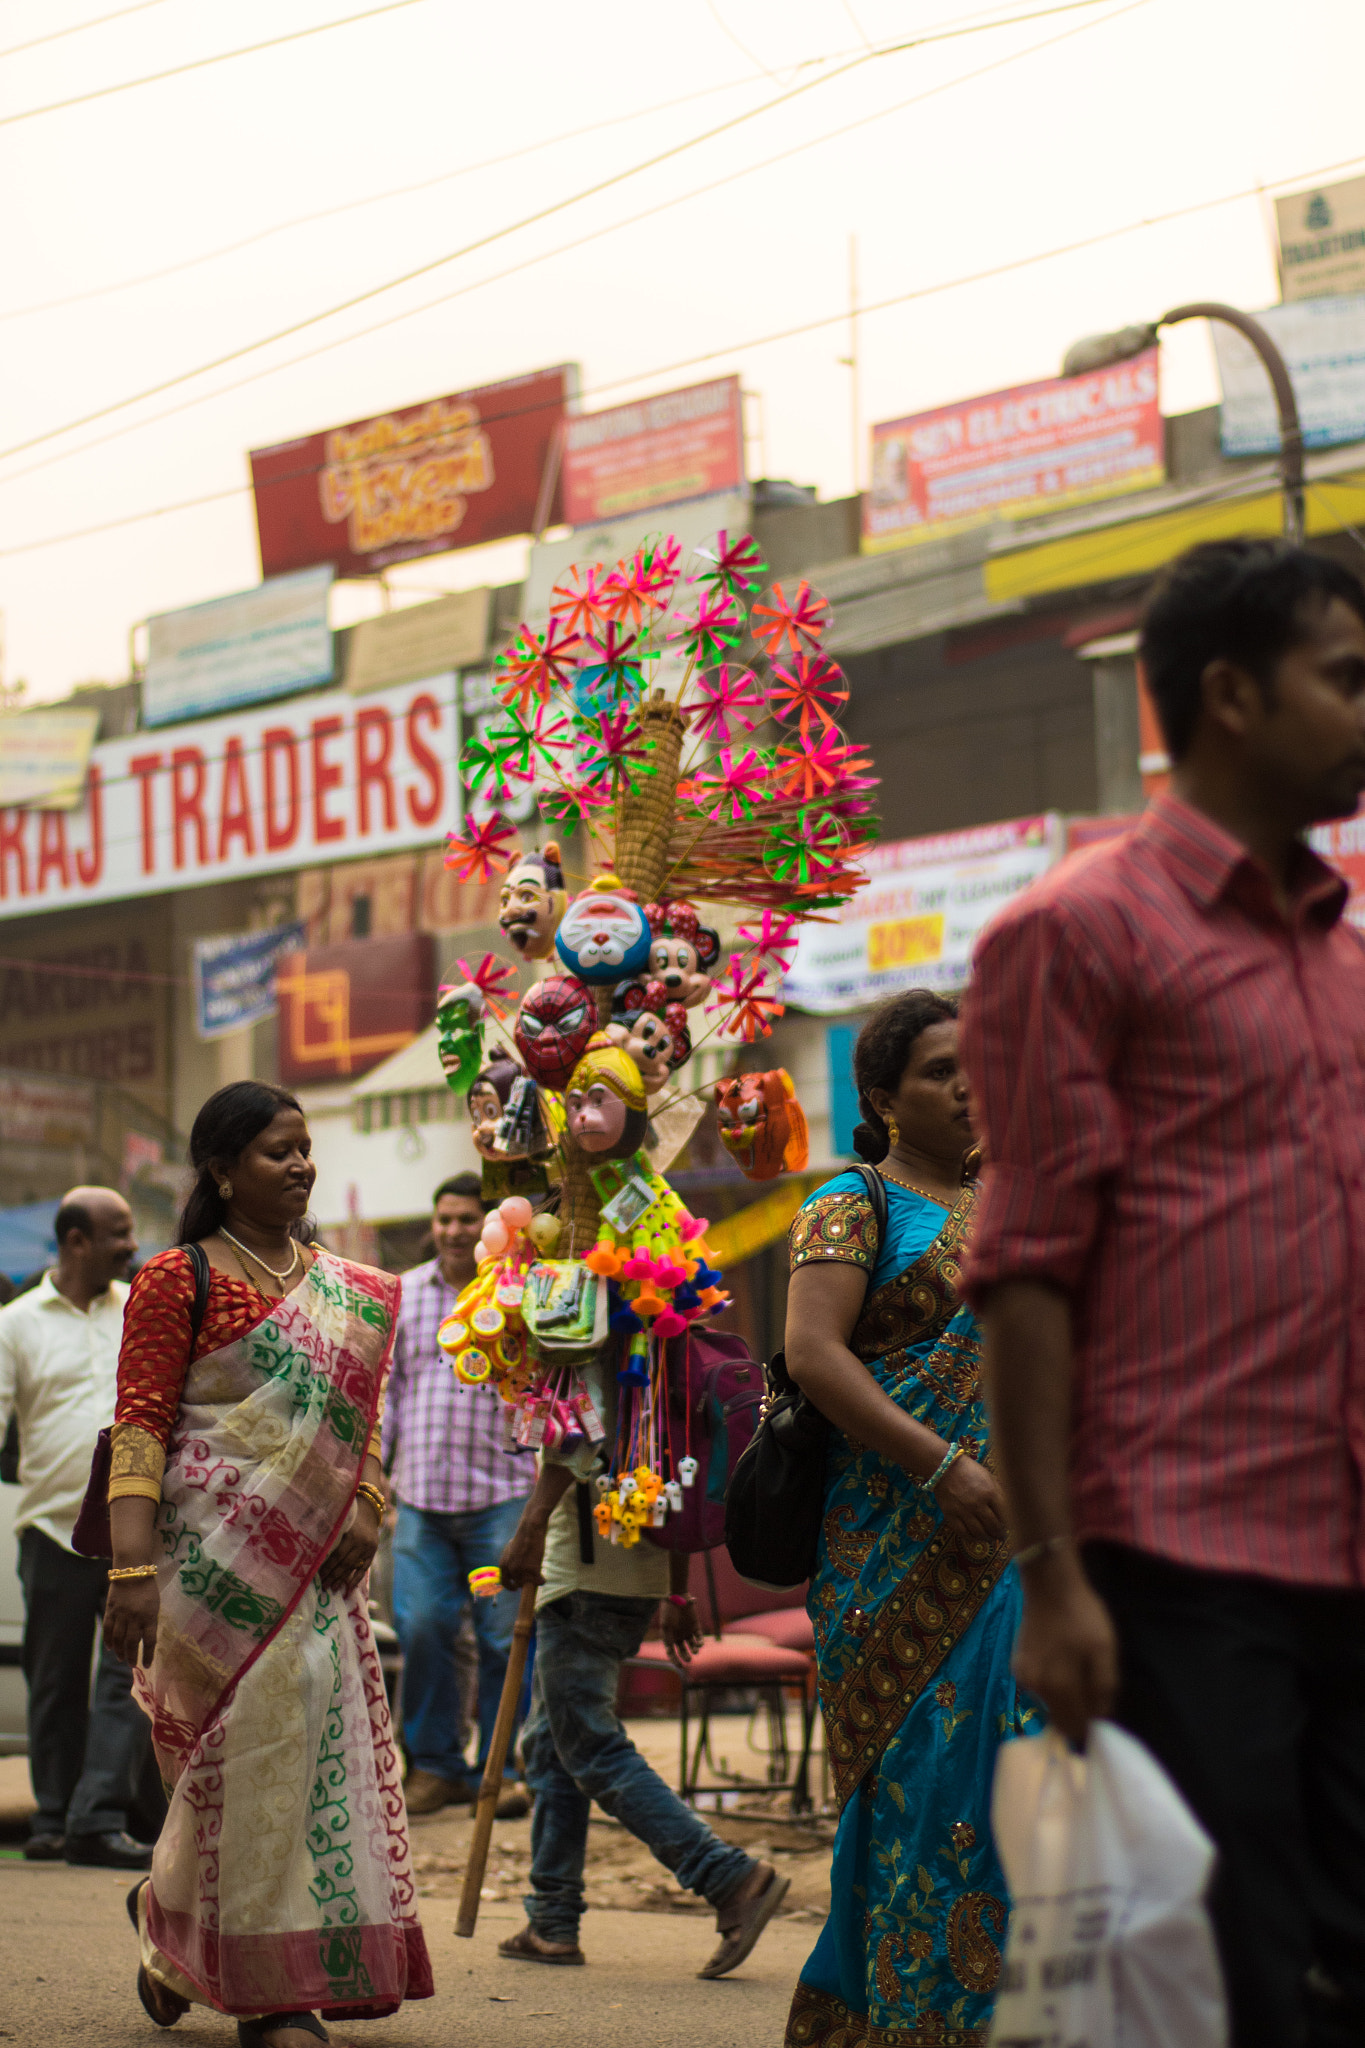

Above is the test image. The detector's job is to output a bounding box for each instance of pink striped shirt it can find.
[960,791,1365,1586]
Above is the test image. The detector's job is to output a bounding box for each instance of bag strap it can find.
[850,1162,889,1243]
[184,1241,211,1354]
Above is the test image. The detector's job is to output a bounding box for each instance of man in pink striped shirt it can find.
[962,539,1365,2048]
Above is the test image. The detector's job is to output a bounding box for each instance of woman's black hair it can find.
[851,990,959,1163]
[178,1081,308,1245]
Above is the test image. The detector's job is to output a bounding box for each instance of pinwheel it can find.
[669,588,744,667]
[540,772,613,834]
[763,810,847,886]
[690,746,769,824]
[683,663,765,743]
[768,651,849,737]
[692,529,767,599]
[773,728,872,803]
[549,562,613,637]
[735,910,800,974]
[442,811,519,883]
[493,617,582,714]
[576,706,656,789]
[460,733,529,803]
[750,579,831,658]
[582,619,651,697]
[601,547,675,629]
[480,707,545,781]
[715,960,785,1041]
[452,952,518,1022]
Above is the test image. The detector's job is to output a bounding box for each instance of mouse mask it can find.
[498,843,568,961]
[643,900,721,1010]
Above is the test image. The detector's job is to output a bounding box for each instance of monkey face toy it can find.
[714,1068,810,1181]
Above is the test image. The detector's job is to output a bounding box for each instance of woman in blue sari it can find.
[784,990,1038,2048]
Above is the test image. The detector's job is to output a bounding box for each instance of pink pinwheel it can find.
[442,812,519,883]
[683,663,765,743]
[750,580,831,658]
[452,951,518,1022]
[692,530,767,599]
[576,706,656,788]
[690,746,768,824]
[541,773,612,834]
[768,652,848,737]
[715,959,784,1042]
[735,910,800,975]
[582,619,650,695]
[550,563,613,637]
[669,588,743,667]
[494,617,582,714]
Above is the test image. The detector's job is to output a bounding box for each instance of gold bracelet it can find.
[356,1482,386,1518]
[108,1563,159,1581]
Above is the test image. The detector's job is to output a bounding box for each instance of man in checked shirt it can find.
[385,1172,534,1818]
[962,539,1365,2048]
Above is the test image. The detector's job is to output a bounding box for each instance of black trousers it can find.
[18,1527,154,1840]
[1085,1541,1365,2048]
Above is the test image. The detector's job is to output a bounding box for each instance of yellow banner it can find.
[704,1173,822,1270]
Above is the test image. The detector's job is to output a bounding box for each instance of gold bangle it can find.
[356,1482,386,1518]
[108,1563,159,1581]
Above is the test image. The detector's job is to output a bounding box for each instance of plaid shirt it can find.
[381,1259,533,1515]
[961,791,1365,1587]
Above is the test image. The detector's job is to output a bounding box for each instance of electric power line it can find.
[0,0,1129,466]
[0,0,172,61]
[0,0,433,130]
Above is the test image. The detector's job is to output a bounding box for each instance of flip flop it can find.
[498,1924,586,1966]
[698,1866,791,1980]
[126,1880,188,2029]
[236,2016,328,2044]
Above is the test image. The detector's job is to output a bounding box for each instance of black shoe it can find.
[22,1833,65,1862]
[65,1830,154,1870]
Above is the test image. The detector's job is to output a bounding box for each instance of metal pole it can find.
[1159,301,1305,544]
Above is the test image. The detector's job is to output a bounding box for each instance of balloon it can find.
[500,1195,534,1229]
[474,1241,491,1266]
[481,1215,511,1254]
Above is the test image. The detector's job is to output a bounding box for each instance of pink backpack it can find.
[644,1328,764,1553]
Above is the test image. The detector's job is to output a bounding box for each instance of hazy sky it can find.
[2,0,1361,700]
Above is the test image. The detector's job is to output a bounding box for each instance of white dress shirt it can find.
[0,1273,129,1551]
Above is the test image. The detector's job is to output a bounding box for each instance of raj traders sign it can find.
[0,671,459,920]
[863,350,1163,553]
[783,815,1063,1014]
[250,365,575,580]
[1276,176,1365,303]
[1214,297,1365,456]
[193,921,307,1041]
[143,567,334,728]
[562,377,745,526]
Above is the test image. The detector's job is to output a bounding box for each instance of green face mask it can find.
[436,985,485,1095]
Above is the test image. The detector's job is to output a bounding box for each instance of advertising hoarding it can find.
[561,377,744,526]
[864,350,1163,553]
[249,365,574,580]
[143,567,334,729]
[1213,297,1365,455]
[343,587,489,695]
[783,815,1063,1013]
[0,671,459,920]
[193,922,307,1041]
[1276,176,1365,303]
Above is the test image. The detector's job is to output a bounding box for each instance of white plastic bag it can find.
[988,1721,1227,2048]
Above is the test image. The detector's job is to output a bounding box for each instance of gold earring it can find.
[218,1179,233,1200]
[886,1116,900,1147]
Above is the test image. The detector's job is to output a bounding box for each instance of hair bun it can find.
[851,1121,888,1164]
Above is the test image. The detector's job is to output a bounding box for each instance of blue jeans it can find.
[392,1495,531,1785]
[521,1591,754,1945]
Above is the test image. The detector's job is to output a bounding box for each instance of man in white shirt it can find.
[0,1186,152,1868]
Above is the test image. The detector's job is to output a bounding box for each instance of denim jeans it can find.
[18,1528,154,1840]
[392,1494,531,1785]
[521,1591,754,1945]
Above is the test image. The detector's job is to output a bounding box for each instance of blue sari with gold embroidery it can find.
[784,1172,1039,2048]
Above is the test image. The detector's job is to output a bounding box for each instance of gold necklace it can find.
[876,1162,956,1206]
[220,1226,301,1285]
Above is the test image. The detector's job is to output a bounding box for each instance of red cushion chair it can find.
[625,1627,815,1811]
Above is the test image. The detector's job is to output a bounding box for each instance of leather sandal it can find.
[498,1923,586,1966]
[126,1880,188,2029]
[236,2017,328,2044]
[698,1863,790,1979]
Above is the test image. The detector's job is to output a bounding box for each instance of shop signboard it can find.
[0,904,169,1096]
[1308,810,1365,931]
[1276,176,1365,303]
[863,350,1163,553]
[0,671,459,920]
[276,930,435,1083]
[343,587,490,695]
[0,707,100,810]
[1213,297,1365,455]
[192,921,307,1041]
[250,365,575,580]
[783,815,1063,1013]
[143,567,334,728]
[561,377,744,526]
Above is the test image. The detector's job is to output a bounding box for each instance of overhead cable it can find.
[0,0,171,61]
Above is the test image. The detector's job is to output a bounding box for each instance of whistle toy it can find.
[678,1456,699,1488]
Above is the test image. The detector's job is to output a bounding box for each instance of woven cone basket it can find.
[613,694,684,904]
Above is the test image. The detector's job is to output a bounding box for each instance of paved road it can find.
[0,1863,813,2048]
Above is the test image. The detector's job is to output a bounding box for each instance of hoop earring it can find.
[886,1116,900,1148]
[218,1179,233,1200]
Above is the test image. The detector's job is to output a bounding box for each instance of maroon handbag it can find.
[72,1244,211,1560]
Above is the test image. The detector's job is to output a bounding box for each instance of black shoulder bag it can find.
[723,1166,888,1588]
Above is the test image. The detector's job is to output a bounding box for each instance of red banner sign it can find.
[277,931,435,1083]
[561,376,744,526]
[864,349,1163,552]
[250,365,574,579]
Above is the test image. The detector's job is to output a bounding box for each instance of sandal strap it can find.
[237,2017,328,2044]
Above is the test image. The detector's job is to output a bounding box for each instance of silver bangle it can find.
[1014,1534,1072,1570]
[920,1442,966,1493]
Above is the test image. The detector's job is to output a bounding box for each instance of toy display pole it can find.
[454,1580,538,1940]
[614,693,684,903]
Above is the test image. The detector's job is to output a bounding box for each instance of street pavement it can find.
[0,1860,814,2047]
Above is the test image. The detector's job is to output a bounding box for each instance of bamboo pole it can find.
[454,1581,538,1940]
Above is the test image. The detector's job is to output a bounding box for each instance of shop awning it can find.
[350,1024,460,1133]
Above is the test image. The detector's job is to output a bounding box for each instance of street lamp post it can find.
[1062,303,1305,545]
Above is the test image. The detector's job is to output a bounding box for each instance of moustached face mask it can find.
[498,844,568,961]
